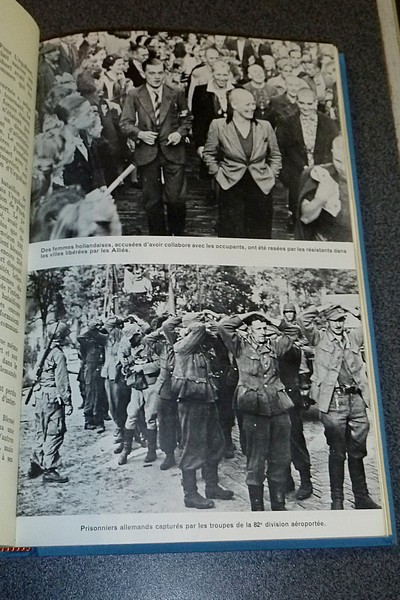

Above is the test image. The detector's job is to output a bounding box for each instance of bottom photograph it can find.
[17,263,383,521]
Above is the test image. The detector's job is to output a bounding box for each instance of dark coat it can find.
[120,84,192,166]
[276,111,339,187]
[191,84,229,148]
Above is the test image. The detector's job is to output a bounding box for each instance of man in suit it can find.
[126,43,149,88]
[120,58,192,235]
[276,87,339,229]
[226,36,256,72]
[295,136,352,242]
[202,88,281,238]
[192,60,234,156]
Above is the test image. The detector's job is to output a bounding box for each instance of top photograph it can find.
[31,30,350,243]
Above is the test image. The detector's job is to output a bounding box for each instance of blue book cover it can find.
[0,9,395,556]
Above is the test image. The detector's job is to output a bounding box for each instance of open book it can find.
[0,0,395,554]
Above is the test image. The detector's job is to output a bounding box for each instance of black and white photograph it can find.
[17,263,381,518]
[31,31,351,244]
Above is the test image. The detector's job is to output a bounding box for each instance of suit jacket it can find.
[276,112,339,186]
[268,93,300,128]
[202,118,281,194]
[226,38,255,69]
[119,84,192,166]
[126,60,146,87]
[191,84,228,148]
[63,134,105,193]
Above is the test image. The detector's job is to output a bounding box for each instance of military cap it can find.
[324,304,347,321]
[283,302,296,313]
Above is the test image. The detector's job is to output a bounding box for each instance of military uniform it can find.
[144,316,181,470]
[172,321,233,509]
[218,315,293,511]
[117,326,160,465]
[77,324,108,430]
[29,323,72,483]
[299,305,380,509]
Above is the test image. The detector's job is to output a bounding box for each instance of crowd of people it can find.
[27,297,380,513]
[31,30,352,242]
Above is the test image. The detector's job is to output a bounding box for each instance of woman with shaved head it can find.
[203,87,281,238]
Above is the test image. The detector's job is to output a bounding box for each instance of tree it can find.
[26,270,64,337]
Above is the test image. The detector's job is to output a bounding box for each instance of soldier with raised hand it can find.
[298,303,380,510]
[218,311,294,511]
[172,310,234,509]
[278,302,313,501]
[28,321,73,484]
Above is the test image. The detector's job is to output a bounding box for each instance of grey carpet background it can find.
[2,0,400,598]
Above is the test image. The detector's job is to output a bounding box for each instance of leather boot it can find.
[114,428,124,443]
[285,466,295,494]
[204,462,234,500]
[296,469,313,500]
[248,485,264,511]
[223,428,235,459]
[144,428,157,463]
[268,481,286,511]
[160,453,176,471]
[118,429,134,465]
[329,454,345,509]
[27,461,43,479]
[182,470,215,509]
[348,456,381,509]
[42,469,69,483]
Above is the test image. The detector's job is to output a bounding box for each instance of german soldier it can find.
[218,312,294,511]
[299,303,380,510]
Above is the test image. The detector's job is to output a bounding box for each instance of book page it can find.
[15,29,392,549]
[0,0,39,545]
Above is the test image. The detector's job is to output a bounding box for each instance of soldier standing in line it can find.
[218,312,294,511]
[172,312,234,509]
[278,302,313,501]
[101,315,130,451]
[117,322,160,465]
[145,314,182,470]
[77,319,109,432]
[299,303,381,510]
[28,321,74,484]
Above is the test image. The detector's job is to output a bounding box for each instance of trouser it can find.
[139,155,186,235]
[105,378,130,430]
[216,381,236,446]
[178,401,225,471]
[319,391,369,461]
[125,386,158,431]
[31,389,66,471]
[218,171,273,239]
[287,390,311,473]
[243,412,291,486]
[83,372,108,426]
[158,397,179,455]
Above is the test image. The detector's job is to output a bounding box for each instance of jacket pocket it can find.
[236,385,259,414]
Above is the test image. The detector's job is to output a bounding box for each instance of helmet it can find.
[47,321,71,341]
[283,302,296,313]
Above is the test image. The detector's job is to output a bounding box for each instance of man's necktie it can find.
[153,90,161,125]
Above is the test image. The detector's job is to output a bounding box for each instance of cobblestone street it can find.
[17,368,381,517]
